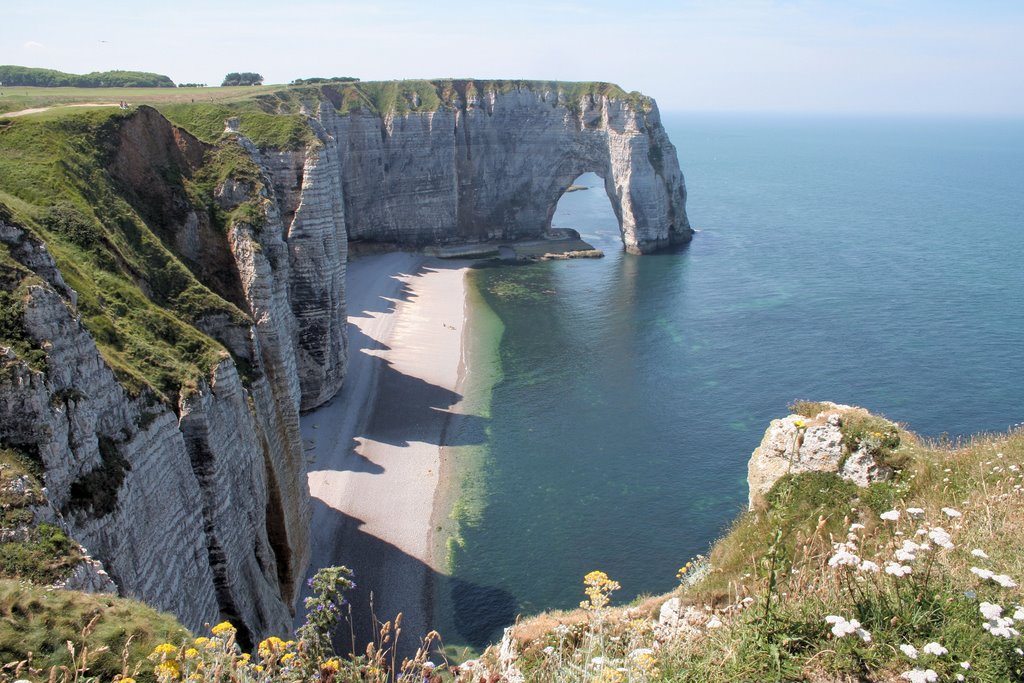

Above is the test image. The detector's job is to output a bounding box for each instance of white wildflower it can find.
[881,510,901,521]
[971,567,994,580]
[1013,606,1024,621]
[543,646,555,655]
[828,547,861,567]
[628,648,654,659]
[896,549,917,562]
[900,669,938,683]
[858,560,880,573]
[907,507,925,518]
[824,615,871,641]
[980,602,1003,620]
[900,643,919,659]
[955,676,964,682]
[942,507,962,518]
[849,523,865,530]
[971,548,990,559]
[927,527,954,549]
[993,574,1018,588]
[922,642,948,656]
[885,561,912,577]
[960,661,971,669]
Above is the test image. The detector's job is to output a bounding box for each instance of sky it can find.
[3,0,1024,115]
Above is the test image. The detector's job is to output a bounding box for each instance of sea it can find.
[436,113,1024,650]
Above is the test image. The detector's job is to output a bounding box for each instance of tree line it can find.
[0,65,175,88]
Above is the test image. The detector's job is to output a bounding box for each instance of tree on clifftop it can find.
[221,72,263,86]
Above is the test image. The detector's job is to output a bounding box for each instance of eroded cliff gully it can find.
[0,82,690,642]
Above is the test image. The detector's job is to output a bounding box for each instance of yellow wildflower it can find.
[237,653,251,665]
[258,636,286,658]
[120,678,137,683]
[794,419,806,429]
[254,665,264,673]
[183,648,199,660]
[151,643,178,658]
[598,669,625,683]
[193,637,210,647]
[154,660,181,681]
[280,652,296,665]
[211,621,235,637]
[580,570,621,610]
[322,658,341,672]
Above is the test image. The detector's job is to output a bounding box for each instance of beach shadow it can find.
[360,358,487,449]
[300,501,516,660]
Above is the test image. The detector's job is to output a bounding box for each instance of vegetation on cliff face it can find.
[0,106,250,402]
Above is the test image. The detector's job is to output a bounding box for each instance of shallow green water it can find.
[440,114,1024,648]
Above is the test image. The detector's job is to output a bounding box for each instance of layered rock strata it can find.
[302,83,690,254]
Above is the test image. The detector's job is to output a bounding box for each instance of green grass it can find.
[0,579,190,681]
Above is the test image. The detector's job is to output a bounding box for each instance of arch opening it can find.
[548,172,623,251]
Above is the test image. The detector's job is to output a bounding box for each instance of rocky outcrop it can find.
[285,82,690,255]
[747,403,897,508]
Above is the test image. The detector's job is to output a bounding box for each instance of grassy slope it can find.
[0,579,190,681]
[501,417,1024,682]
[0,106,248,403]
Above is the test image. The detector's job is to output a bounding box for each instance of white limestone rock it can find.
[747,403,895,509]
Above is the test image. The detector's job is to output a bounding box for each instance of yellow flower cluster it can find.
[151,643,177,657]
[580,570,621,610]
[322,658,341,673]
[210,621,235,637]
[677,560,695,581]
[258,636,286,658]
[154,660,181,681]
[183,647,199,660]
[794,419,807,429]
[598,668,625,683]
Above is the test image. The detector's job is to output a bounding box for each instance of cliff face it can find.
[308,83,690,254]
[0,80,689,641]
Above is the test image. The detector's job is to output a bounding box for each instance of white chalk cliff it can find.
[0,80,690,641]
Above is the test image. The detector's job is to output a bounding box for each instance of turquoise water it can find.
[443,114,1024,647]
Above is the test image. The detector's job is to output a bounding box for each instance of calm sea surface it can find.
[439,114,1024,648]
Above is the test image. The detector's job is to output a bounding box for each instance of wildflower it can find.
[151,643,178,658]
[928,527,954,549]
[993,574,1018,588]
[580,571,621,610]
[794,419,806,429]
[210,621,235,637]
[922,642,948,656]
[154,660,181,681]
[900,644,919,659]
[858,560,880,573]
[825,615,871,641]
[237,653,251,665]
[971,548,990,559]
[193,637,209,647]
[907,507,925,518]
[900,669,938,683]
[971,567,994,580]
[849,523,865,530]
[961,662,971,669]
[258,636,286,658]
[828,547,861,567]
[980,602,1003,620]
[941,507,962,518]
[183,648,199,660]
[1014,606,1024,621]
[881,510,900,521]
[885,561,912,577]
[120,679,136,683]
[321,659,341,673]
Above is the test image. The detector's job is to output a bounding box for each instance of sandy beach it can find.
[298,252,471,655]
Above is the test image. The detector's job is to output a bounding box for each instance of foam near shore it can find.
[297,252,472,653]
